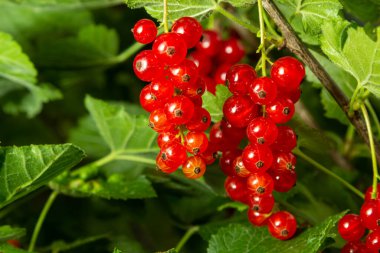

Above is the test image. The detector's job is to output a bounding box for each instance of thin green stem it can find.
[262,9,281,40]
[28,191,59,252]
[114,42,145,63]
[163,0,169,33]
[71,152,118,177]
[366,101,380,139]
[293,149,364,199]
[214,5,259,34]
[257,0,267,76]
[349,86,362,114]
[361,104,378,199]
[175,226,199,252]
[343,124,355,156]
[116,155,156,166]
[121,148,160,154]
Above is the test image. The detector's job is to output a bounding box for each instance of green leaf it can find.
[207,212,345,253]
[4,0,124,10]
[0,31,61,117]
[0,243,31,253]
[113,248,122,253]
[340,0,380,24]
[42,234,108,252]
[156,249,177,253]
[321,19,380,97]
[0,226,26,242]
[0,144,85,208]
[202,85,231,122]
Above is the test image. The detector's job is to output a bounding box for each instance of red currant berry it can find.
[182,77,206,98]
[209,122,223,145]
[271,126,297,153]
[214,63,232,85]
[190,95,203,107]
[366,230,380,251]
[170,59,199,90]
[150,79,174,101]
[199,143,218,165]
[242,144,273,173]
[157,130,180,148]
[272,152,296,171]
[360,199,380,230]
[220,149,242,176]
[225,176,248,203]
[184,131,209,155]
[171,17,203,48]
[132,19,157,44]
[268,168,297,192]
[341,241,369,253]
[133,50,161,82]
[271,56,305,91]
[223,95,259,128]
[165,95,195,125]
[225,64,257,95]
[152,33,187,65]
[365,184,380,201]
[186,106,211,132]
[232,156,251,178]
[182,156,206,179]
[139,84,161,112]
[246,172,274,196]
[188,52,212,75]
[246,117,278,145]
[268,211,297,240]
[218,38,245,64]
[221,119,246,142]
[248,193,275,214]
[249,77,278,105]
[196,30,221,56]
[338,214,366,242]
[156,154,177,173]
[160,141,187,169]
[149,108,174,132]
[266,97,295,124]
[248,209,271,226]
[283,87,302,103]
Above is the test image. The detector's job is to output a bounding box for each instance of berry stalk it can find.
[163,0,169,33]
[257,0,267,76]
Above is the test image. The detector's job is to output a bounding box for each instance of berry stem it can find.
[293,149,364,199]
[163,0,169,33]
[366,101,380,140]
[257,0,267,76]
[175,226,199,252]
[361,104,378,199]
[262,9,282,41]
[214,5,259,34]
[28,190,59,252]
[343,124,355,156]
[114,41,145,64]
[116,155,156,165]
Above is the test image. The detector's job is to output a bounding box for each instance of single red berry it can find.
[246,172,274,196]
[181,77,206,98]
[249,77,278,105]
[220,119,246,143]
[160,141,187,169]
[157,130,180,148]
[220,149,242,176]
[268,168,297,192]
[186,106,211,132]
[248,193,275,214]
[247,209,270,226]
[156,154,178,173]
[267,211,297,240]
[246,117,278,145]
[139,84,162,112]
[271,56,305,91]
[149,108,174,132]
[184,132,209,155]
[366,230,380,251]
[218,38,245,64]
[360,199,380,230]
[170,59,199,90]
[199,143,218,165]
[132,19,157,44]
[242,144,273,173]
[182,156,206,179]
[188,52,212,75]
[165,95,195,125]
[266,97,295,124]
[152,33,187,65]
[338,214,366,242]
[232,156,251,178]
[272,152,296,171]
[225,176,248,203]
[223,95,259,128]
[209,122,223,145]
[171,17,203,48]
[341,241,370,253]
[214,63,233,85]
[271,126,297,153]
[365,184,380,201]
[133,50,161,82]
[225,64,257,95]
[196,30,221,56]
[150,79,174,101]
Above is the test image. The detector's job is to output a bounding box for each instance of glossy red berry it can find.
[214,63,232,85]
[157,131,180,148]
[182,156,206,179]
[150,79,174,101]
[133,50,161,82]
[266,97,295,124]
[199,143,218,165]
[268,211,297,240]
[139,85,161,112]
[248,193,275,214]
[246,117,278,145]
[165,95,195,125]
[132,19,157,44]
[272,152,296,171]
[149,108,174,132]
[184,132,209,155]
[360,199,380,230]
[152,33,187,65]
[188,52,212,75]
[268,168,297,192]
[338,214,366,242]
[366,230,380,251]
[223,95,258,128]
[246,172,274,196]
[218,38,245,64]
[271,56,305,91]
[225,176,248,203]
[171,17,203,48]
[271,126,297,153]
[232,156,251,178]
[156,154,178,173]
[196,30,221,56]
[209,122,223,145]
[242,144,273,173]
[220,149,242,176]
[225,64,257,95]
[341,241,369,253]
[365,184,380,201]
[249,77,278,105]
[170,59,199,90]
[248,209,270,226]
[160,141,187,169]
[182,77,206,97]
[186,106,211,132]
[220,119,246,143]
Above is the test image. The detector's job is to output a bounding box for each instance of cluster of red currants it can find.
[132,17,216,179]
[338,184,380,252]
[215,57,305,240]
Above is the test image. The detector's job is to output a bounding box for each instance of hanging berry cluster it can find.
[338,184,380,252]
[217,57,305,240]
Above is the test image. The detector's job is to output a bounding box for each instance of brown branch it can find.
[261,0,380,163]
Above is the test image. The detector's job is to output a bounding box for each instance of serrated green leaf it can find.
[202,85,231,122]
[207,212,345,253]
[0,226,26,242]
[0,144,85,208]
[321,19,380,97]
[0,243,31,253]
[0,31,61,117]
[226,0,257,7]
[4,0,124,10]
